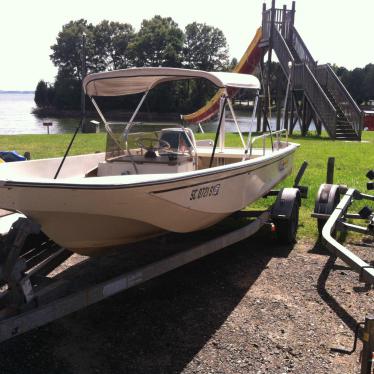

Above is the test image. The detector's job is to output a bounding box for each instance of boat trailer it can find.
[0,162,308,344]
[313,161,374,373]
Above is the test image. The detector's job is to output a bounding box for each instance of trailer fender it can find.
[270,188,301,220]
[314,184,340,213]
[314,183,341,235]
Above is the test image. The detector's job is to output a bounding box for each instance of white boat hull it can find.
[0,145,297,255]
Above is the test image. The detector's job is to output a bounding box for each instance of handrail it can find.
[303,64,337,137]
[272,28,294,76]
[315,64,362,138]
[293,64,337,138]
[290,26,315,68]
[330,66,361,115]
[249,129,288,157]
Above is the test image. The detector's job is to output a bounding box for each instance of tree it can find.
[229,57,238,71]
[53,69,81,110]
[362,63,374,103]
[346,68,366,104]
[50,19,95,79]
[130,16,184,67]
[92,20,135,70]
[34,80,49,107]
[183,22,229,71]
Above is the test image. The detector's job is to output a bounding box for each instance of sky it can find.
[1,0,373,91]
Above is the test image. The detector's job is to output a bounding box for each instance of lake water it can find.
[0,93,80,134]
[0,93,304,135]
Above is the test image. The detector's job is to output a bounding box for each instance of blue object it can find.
[0,151,27,162]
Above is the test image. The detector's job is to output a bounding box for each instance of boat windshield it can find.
[105,122,197,162]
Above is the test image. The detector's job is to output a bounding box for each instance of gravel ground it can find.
[0,230,373,374]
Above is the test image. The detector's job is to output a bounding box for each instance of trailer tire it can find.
[274,199,299,244]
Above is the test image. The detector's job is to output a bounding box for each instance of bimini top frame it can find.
[83,67,263,171]
[83,67,260,97]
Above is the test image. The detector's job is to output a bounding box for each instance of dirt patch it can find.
[0,233,372,373]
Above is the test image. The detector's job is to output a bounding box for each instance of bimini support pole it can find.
[218,94,226,153]
[91,97,110,132]
[226,96,245,149]
[209,95,227,168]
[282,61,293,131]
[91,96,133,159]
[244,90,260,159]
[54,119,83,179]
[124,90,150,136]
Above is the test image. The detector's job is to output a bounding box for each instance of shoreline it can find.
[31,107,252,121]
[32,108,186,122]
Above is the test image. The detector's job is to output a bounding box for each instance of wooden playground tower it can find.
[257,0,362,140]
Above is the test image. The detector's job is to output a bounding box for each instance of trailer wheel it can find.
[314,184,340,237]
[274,199,299,244]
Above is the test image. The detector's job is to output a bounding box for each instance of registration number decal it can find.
[190,184,221,201]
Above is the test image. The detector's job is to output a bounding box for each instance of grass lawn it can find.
[1,130,373,239]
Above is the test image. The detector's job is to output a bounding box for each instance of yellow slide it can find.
[182,27,263,124]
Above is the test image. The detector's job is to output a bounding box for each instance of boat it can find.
[0,67,298,255]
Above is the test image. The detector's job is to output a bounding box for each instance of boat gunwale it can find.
[0,143,298,191]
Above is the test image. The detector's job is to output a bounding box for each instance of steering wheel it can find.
[135,137,171,152]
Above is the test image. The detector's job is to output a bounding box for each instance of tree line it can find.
[333,64,374,105]
[34,17,233,113]
[34,17,373,115]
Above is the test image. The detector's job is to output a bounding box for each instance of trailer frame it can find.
[0,162,308,343]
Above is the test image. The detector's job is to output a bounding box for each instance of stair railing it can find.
[315,64,362,138]
[272,27,294,76]
[294,64,337,138]
[290,26,316,68]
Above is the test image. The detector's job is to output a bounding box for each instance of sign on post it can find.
[43,122,53,134]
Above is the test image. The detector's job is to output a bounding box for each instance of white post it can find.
[218,94,226,153]
[244,90,260,159]
[227,97,245,148]
[282,61,293,130]
[124,90,149,136]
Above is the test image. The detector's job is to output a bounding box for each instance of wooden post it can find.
[261,56,267,133]
[316,119,322,135]
[43,122,52,135]
[360,315,374,374]
[257,96,262,132]
[276,79,282,131]
[284,95,289,131]
[263,0,276,133]
[301,95,307,135]
[262,3,267,39]
[286,1,295,43]
[291,2,296,27]
[282,5,287,38]
[326,157,335,184]
[289,92,294,133]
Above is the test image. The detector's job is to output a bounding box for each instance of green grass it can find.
[1,131,373,240]
[0,133,107,159]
